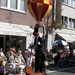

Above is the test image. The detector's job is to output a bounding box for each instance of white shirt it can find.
[27,48,35,56]
[0,52,5,56]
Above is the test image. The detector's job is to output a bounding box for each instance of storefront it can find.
[0,22,34,54]
[1,35,27,54]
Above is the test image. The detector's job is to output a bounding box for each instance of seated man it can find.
[15,49,26,74]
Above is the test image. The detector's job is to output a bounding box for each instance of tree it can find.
[49,0,62,33]
[44,0,62,48]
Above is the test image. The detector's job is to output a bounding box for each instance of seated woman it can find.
[0,60,6,75]
[7,51,16,72]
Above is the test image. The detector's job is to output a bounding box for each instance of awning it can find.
[0,22,33,36]
[70,35,75,39]
[57,33,75,42]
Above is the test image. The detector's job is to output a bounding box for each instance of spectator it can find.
[0,48,5,57]
[15,49,25,64]
[12,47,16,54]
[54,52,61,65]
[7,51,16,72]
[26,44,35,66]
[15,49,26,71]
[0,48,7,66]
[22,50,28,65]
[6,48,14,60]
[0,60,6,75]
[15,49,25,65]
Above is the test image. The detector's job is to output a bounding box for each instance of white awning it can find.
[57,33,75,42]
[70,35,75,39]
[0,22,33,36]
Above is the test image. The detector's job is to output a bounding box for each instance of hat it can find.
[33,32,39,36]
[33,25,39,36]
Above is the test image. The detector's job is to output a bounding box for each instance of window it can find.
[66,0,68,4]
[72,0,75,7]
[10,0,18,9]
[62,0,69,3]
[20,0,25,11]
[65,17,68,23]
[62,16,68,24]
[69,18,75,29]
[62,16,75,29]
[62,0,65,3]
[62,0,75,8]
[72,19,75,29]
[62,16,63,24]
[69,18,72,28]
[62,16,68,28]
[1,0,8,7]
[62,0,68,4]
[68,0,71,6]
[1,0,27,13]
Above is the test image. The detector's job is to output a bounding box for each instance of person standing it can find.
[34,33,46,73]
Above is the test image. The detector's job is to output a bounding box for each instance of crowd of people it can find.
[1,42,75,75]
[54,44,75,67]
[0,43,36,75]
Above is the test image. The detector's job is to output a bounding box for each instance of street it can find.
[47,67,75,75]
[8,61,75,75]
[8,66,75,75]
[47,61,75,75]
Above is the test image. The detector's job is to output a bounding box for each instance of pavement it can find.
[6,60,75,75]
[5,61,56,75]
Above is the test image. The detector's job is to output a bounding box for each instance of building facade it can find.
[0,0,40,53]
[52,0,75,49]
[1,0,75,52]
